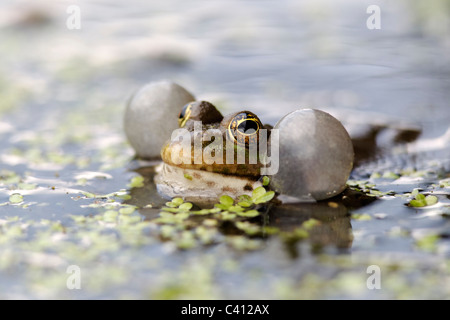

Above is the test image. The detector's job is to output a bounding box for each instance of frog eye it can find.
[227,111,262,146]
[178,103,192,127]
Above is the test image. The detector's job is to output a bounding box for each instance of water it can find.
[0,0,449,299]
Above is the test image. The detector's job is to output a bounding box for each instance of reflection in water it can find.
[266,187,377,254]
[268,201,352,257]
[124,162,384,256]
[123,163,168,220]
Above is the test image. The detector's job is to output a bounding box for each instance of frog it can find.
[154,101,271,203]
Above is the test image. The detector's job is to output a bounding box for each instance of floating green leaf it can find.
[228,205,244,213]
[237,194,253,207]
[238,201,253,208]
[408,193,438,207]
[9,193,23,204]
[128,176,144,188]
[118,215,142,225]
[82,191,96,198]
[155,211,189,224]
[416,234,439,252]
[253,191,275,204]
[409,200,424,207]
[351,213,372,221]
[116,194,132,200]
[416,194,425,201]
[251,187,266,201]
[191,208,220,215]
[262,176,270,186]
[119,206,136,215]
[236,209,260,218]
[161,207,182,213]
[17,183,37,190]
[0,170,21,185]
[178,202,193,211]
[425,195,438,206]
[214,203,230,210]
[382,171,400,179]
[220,195,234,207]
[220,211,237,220]
[439,179,450,188]
[103,210,118,222]
[172,197,184,206]
[174,212,190,220]
[165,201,178,208]
[238,195,252,202]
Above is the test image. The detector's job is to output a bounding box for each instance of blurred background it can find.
[1,0,449,172]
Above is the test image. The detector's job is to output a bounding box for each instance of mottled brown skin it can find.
[161,101,268,178]
[179,101,223,130]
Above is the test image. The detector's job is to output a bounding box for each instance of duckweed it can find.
[9,194,24,204]
[0,155,448,299]
[351,213,372,221]
[118,205,136,215]
[236,209,260,218]
[416,234,439,252]
[253,191,275,204]
[128,176,145,188]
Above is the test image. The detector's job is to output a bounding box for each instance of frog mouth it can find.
[154,163,262,204]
